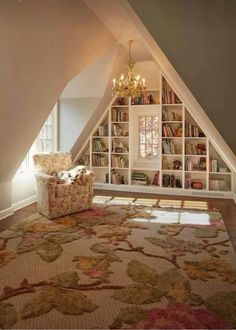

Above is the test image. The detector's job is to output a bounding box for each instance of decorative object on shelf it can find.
[152,171,160,186]
[112,40,146,97]
[191,181,203,190]
[163,174,182,188]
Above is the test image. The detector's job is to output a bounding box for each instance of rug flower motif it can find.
[0,204,236,329]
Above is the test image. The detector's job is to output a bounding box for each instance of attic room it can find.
[0,0,236,329]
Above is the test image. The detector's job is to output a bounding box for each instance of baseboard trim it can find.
[233,193,236,204]
[94,183,234,200]
[0,207,14,220]
[12,195,37,212]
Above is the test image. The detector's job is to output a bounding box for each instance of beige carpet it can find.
[0,200,236,329]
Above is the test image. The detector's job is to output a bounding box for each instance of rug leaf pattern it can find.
[0,204,236,329]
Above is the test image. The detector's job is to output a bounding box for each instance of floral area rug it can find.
[1,203,236,329]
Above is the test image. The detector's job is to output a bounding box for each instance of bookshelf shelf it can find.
[92,152,109,154]
[162,104,182,106]
[162,169,182,173]
[163,121,182,123]
[185,170,206,174]
[209,172,231,175]
[76,74,233,198]
[162,137,182,139]
[92,166,109,169]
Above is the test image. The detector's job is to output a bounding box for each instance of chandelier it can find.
[112,40,146,98]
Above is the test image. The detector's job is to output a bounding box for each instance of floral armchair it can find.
[33,152,93,219]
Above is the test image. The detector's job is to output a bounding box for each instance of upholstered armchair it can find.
[33,152,93,219]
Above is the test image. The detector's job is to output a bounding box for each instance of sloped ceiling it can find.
[61,46,119,99]
[0,0,115,182]
[128,0,236,154]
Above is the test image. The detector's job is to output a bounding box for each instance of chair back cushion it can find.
[33,152,72,174]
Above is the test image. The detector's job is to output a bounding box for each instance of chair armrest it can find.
[35,173,57,204]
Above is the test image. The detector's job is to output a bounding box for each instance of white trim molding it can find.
[0,207,14,221]
[12,194,37,212]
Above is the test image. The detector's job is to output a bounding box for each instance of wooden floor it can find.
[1,189,236,251]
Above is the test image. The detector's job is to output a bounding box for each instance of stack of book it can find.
[131,172,150,186]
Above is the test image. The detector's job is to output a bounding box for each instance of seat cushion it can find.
[55,182,88,198]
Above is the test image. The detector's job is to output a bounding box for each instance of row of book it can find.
[185,123,204,138]
[111,155,128,168]
[162,90,181,104]
[111,170,127,184]
[131,93,156,105]
[96,124,109,136]
[92,139,108,152]
[162,124,182,137]
[77,154,90,166]
[112,124,129,137]
[162,140,182,154]
[185,143,206,155]
[185,157,206,171]
[92,154,108,167]
[162,109,182,122]
[112,108,129,122]
[209,158,218,172]
[112,140,129,153]
[209,179,226,191]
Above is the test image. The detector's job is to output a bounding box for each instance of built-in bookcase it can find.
[76,74,233,198]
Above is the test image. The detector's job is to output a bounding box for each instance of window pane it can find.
[139,144,145,158]
[146,131,152,144]
[145,116,152,131]
[139,115,159,160]
[153,130,159,144]
[153,116,159,129]
[145,144,153,158]
[153,145,159,157]
[15,105,57,175]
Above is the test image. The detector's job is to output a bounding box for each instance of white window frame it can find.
[131,106,161,170]
[15,104,58,177]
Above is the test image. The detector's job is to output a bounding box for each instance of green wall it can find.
[128,0,236,154]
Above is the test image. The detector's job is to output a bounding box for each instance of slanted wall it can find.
[128,0,236,154]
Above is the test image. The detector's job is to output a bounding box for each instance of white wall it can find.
[59,97,100,151]
[12,175,36,207]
